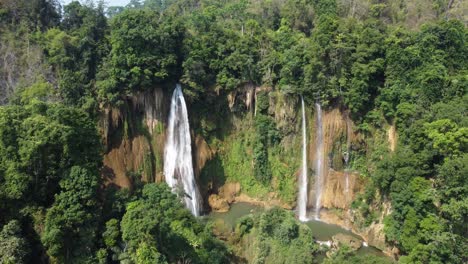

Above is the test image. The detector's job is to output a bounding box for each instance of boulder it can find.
[331,233,362,251]
[208,194,230,212]
[218,182,241,203]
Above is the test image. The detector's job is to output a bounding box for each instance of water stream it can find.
[344,118,352,198]
[314,103,324,219]
[164,84,201,216]
[298,97,308,221]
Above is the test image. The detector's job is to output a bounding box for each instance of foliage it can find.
[120,183,230,264]
[97,8,183,104]
[0,101,101,209]
[324,245,393,264]
[42,166,101,263]
[0,220,30,264]
[232,207,319,264]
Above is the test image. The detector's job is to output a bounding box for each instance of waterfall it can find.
[314,103,324,219]
[298,97,308,221]
[164,84,201,216]
[344,118,352,196]
[344,156,350,195]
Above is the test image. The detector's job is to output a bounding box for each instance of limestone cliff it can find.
[99,87,216,194]
[99,88,168,187]
[98,85,394,252]
[306,106,361,210]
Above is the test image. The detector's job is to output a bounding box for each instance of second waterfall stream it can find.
[313,103,324,219]
[298,100,325,221]
[164,84,201,216]
[298,97,308,221]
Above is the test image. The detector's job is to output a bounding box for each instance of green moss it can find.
[200,111,300,205]
[142,151,155,182]
[220,127,270,197]
[269,145,298,205]
[155,122,164,135]
[123,118,130,139]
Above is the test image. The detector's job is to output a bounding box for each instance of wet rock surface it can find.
[208,194,230,212]
[331,233,362,251]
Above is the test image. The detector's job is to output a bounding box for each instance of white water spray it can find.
[344,118,351,196]
[314,103,324,219]
[298,97,308,221]
[164,84,201,216]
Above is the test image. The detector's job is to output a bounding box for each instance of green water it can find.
[208,202,386,258]
[208,202,263,228]
[305,218,360,241]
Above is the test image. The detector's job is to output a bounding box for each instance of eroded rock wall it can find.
[100,87,215,191]
[98,85,393,253]
[306,106,363,210]
[99,88,168,187]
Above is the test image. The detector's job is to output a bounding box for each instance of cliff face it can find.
[307,106,360,210]
[320,170,364,209]
[303,105,391,251]
[99,88,168,187]
[99,85,392,250]
[99,87,215,191]
[201,88,370,212]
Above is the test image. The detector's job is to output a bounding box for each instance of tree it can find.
[0,0,60,30]
[0,220,30,264]
[437,154,468,236]
[0,100,100,210]
[97,9,184,104]
[40,1,108,106]
[425,119,468,156]
[42,166,101,263]
[121,183,229,264]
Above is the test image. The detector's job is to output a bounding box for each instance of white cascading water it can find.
[344,119,351,196]
[344,154,350,195]
[298,97,308,221]
[314,103,324,219]
[164,84,201,216]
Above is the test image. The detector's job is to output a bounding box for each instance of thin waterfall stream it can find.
[164,84,201,216]
[344,118,352,197]
[298,96,308,221]
[314,103,324,219]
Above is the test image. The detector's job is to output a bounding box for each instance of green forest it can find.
[0,0,466,263]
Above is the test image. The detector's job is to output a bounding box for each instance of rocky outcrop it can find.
[331,233,362,251]
[208,194,230,212]
[193,135,213,177]
[388,124,397,152]
[100,88,168,187]
[227,83,256,112]
[364,221,387,251]
[102,135,152,187]
[307,106,361,210]
[235,193,292,209]
[130,88,166,135]
[209,181,292,210]
[218,182,241,203]
[319,199,393,255]
[268,91,297,127]
[321,170,364,210]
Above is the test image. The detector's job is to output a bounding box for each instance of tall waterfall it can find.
[344,154,350,195]
[344,118,351,196]
[314,103,324,219]
[298,97,308,221]
[164,84,201,216]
